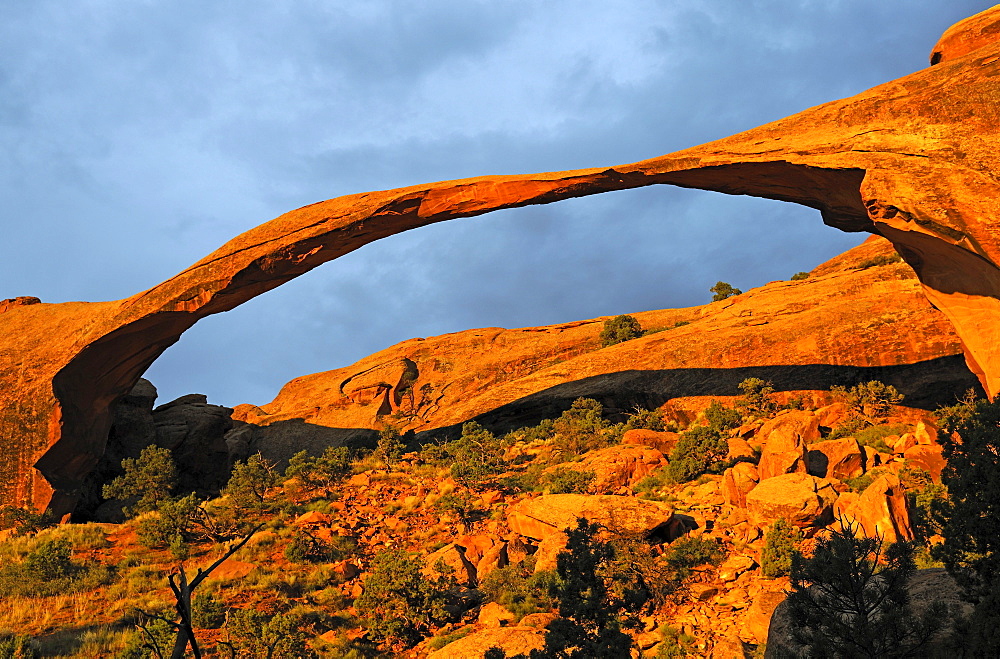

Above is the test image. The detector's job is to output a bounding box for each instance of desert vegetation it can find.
[0,376,994,657]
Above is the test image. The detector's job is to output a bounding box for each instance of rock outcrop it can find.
[3,6,1000,514]
[235,237,975,465]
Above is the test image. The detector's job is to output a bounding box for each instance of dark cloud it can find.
[0,1,990,406]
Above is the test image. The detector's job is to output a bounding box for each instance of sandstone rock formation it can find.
[235,237,975,466]
[3,7,1000,514]
[505,493,674,541]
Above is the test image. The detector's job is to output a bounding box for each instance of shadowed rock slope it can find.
[2,7,1000,513]
[231,237,979,464]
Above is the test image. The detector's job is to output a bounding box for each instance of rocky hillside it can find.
[230,236,978,466]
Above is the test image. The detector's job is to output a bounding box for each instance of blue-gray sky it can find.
[0,1,990,407]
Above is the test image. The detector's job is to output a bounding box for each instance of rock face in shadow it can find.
[2,7,1000,514]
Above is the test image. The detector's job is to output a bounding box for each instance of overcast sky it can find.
[0,1,990,407]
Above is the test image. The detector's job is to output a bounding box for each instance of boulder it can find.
[727,436,756,461]
[533,530,569,573]
[814,402,851,430]
[476,542,508,581]
[722,462,760,508]
[806,438,865,480]
[477,602,516,627]
[743,589,788,644]
[745,473,838,528]
[427,627,546,659]
[757,411,818,479]
[506,494,674,541]
[835,474,914,542]
[424,543,478,586]
[560,445,668,493]
[903,444,947,482]
[152,394,234,493]
[622,429,681,454]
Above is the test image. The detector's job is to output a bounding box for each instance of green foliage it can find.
[735,378,778,418]
[667,426,728,483]
[624,407,665,432]
[633,468,674,501]
[704,400,741,432]
[603,534,681,611]
[0,634,36,658]
[655,625,697,658]
[0,506,54,536]
[934,389,979,435]
[102,445,177,516]
[283,530,356,564]
[710,281,742,302]
[934,398,1000,599]
[136,493,202,549]
[284,446,352,491]
[663,536,724,580]
[857,253,902,269]
[600,314,643,347]
[785,523,945,658]
[480,556,560,620]
[549,398,619,459]
[224,454,278,511]
[118,618,174,659]
[355,549,455,648]
[538,467,594,494]
[445,422,507,486]
[375,424,406,466]
[761,519,802,578]
[790,272,809,281]
[537,518,633,657]
[0,536,112,597]
[831,380,904,427]
[227,607,317,658]
[431,491,479,520]
[190,592,226,629]
[897,467,947,544]
[853,423,909,453]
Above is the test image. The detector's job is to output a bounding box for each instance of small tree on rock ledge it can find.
[600,314,642,347]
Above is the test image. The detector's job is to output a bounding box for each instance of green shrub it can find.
[224,454,278,511]
[374,424,406,466]
[854,423,909,453]
[663,536,724,580]
[600,314,643,347]
[284,530,356,564]
[550,398,619,458]
[710,281,742,302]
[0,634,36,658]
[624,407,665,432]
[0,537,113,597]
[831,381,903,427]
[431,492,478,520]
[539,467,594,494]
[24,537,73,580]
[655,625,697,658]
[479,557,559,620]
[117,618,175,659]
[136,493,202,549]
[762,519,802,578]
[704,400,741,432]
[790,272,809,281]
[0,506,54,536]
[102,445,177,516]
[227,607,317,658]
[355,549,455,647]
[735,378,778,418]
[447,422,507,486]
[633,468,674,501]
[857,253,902,269]
[284,446,352,490]
[667,426,728,483]
[191,592,226,629]
[786,523,945,657]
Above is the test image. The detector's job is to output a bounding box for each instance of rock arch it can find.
[3,7,1000,514]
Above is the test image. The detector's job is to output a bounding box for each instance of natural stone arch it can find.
[3,6,1000,515]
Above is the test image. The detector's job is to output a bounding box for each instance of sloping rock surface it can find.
[2,6,999,514]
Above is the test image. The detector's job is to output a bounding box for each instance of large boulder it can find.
[835,474,914,542]
[745,473,839,528]
[903,444,947,482]
[427,626,546,658]
[506,494,674,541]
[807,437,865,480]
[152,394,234,494]
[556,445,668,493]
[757,411,818,480]
[722,462,760,508]
[621,429,681,454]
